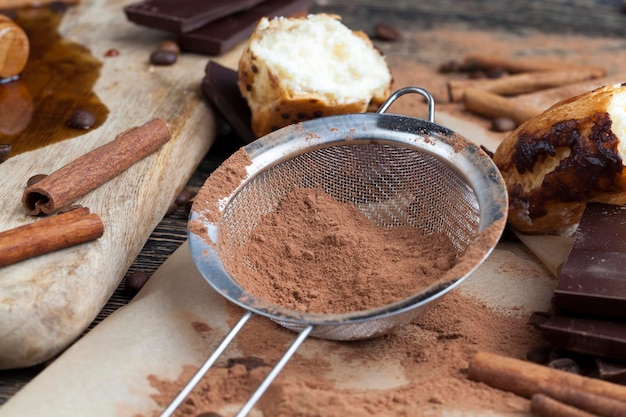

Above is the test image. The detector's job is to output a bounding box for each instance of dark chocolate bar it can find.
[123,0,267,34]
[532,312,626,361]
[178,0,314,55]
[201,62,255,143]
[553,203,626,320]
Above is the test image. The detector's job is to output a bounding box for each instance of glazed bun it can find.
[238,14,393,138]
[493,83,626,236]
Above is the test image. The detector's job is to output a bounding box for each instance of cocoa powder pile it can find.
[225,187,459,314]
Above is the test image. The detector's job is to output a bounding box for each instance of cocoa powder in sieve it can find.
[225,187,459,314]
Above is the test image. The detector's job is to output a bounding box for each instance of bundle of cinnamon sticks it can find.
[447,53,607,128]
[0,118,170,267]
[469,351,626,417]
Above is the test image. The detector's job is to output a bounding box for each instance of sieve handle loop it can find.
[376,86,435,123]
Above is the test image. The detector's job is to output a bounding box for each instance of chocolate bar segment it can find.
[533,313,626,361]
[201,62,255,143]
[123,0,267,34]
[178,0,314,55]
[553,203,626,320]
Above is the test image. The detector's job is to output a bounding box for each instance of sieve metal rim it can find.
[187,109,508,327]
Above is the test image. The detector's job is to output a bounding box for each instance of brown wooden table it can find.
[1,0,625,407]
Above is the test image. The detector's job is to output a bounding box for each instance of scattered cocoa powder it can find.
[225,187,458,314]
[144,290,540,417]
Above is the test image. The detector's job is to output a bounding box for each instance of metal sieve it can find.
[162,87,508,417]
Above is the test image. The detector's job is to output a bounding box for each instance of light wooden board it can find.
[0,0,241,369]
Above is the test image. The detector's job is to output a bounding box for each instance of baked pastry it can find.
[493,82,626,235]
[238,14,393,138]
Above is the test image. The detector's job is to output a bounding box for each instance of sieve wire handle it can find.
[159,310,314,417]
[376,86,435,123]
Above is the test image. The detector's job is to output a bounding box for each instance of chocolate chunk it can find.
[532,313,626,361]
[67,109,96,129]
[201,62,255,143]
[553,203,626,320]
[177,0,314,55]
[123,0,267,34]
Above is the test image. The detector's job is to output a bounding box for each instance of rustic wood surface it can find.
[0,0,625,407]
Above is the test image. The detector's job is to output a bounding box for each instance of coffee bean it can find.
[195,413,223,417]
[548,357,580,374]
[158,40,180,55]
[150,50,177,66]
[67,109,96,129]
[374,23,400,41]
[124,271,151,296]
[0,143,11,163]
[491,117,517,132]
[26,173,48,186]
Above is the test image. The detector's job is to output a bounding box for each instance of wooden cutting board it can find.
[0,0,241,369]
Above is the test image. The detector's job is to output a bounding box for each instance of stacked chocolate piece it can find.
[532,203,626,384]
[124,0,314,55]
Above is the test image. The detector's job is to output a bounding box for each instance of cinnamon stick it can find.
[462,53,607,76]
[467,352,626,403]
[531,394,600,417]
[447,69,605,102]
[462,87,542,126]
[0,207,104,267]
[536,381,626,417]
[22,118,171,215]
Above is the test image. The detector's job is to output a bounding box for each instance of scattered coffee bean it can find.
[374,22,400,41]
[227,356,267,371]
[158,40,180,55]
[67,109,96,129]
[150,50,177,66]
[491,117,517,132]
[26,173,48,186]
[104,48,120,57]
[0,143,11,163]
[124,270,151,296]
[548,357,580,374]
[195,413,223,417]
